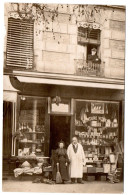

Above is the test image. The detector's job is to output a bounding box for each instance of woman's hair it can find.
[58,140,65,147]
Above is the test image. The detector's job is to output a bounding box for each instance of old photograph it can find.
[2,2,125,193]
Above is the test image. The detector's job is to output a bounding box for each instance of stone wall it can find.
[33,16,78,74]
[101,8,125,79]
[4,4,125,79]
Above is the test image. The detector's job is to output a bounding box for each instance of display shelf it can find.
[75,125,85,127]
[17,156,37,160]
[101,138,117,140]
[105,126,118,128]
[23,132,44,134]
[75,125,118,129]
[17,156,49,160]
[89,126,104,128]
[19,141,44,144]
[82,144,115,147]
[104,127,118,130]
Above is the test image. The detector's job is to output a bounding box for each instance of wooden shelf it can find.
[19,141,44,144]
[105,127,118,129]
[23,132,44,134]
[75,125,118,129]
[75,125,85,127]
[83,144,115,147]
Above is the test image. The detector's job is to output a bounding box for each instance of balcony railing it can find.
[74,59,105,77]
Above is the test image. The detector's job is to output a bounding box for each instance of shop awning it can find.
[3,75,18,102]
[12,71,124,90]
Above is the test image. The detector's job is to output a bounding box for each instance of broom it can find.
[56,163,62,184]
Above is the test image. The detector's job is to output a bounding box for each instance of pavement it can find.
[2,180,124,193]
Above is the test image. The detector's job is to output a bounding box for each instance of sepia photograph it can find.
[2,1,126,193]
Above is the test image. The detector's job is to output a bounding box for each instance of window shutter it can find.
[78,27,101,44]
[87,28,100,40]
[6,18,34,68]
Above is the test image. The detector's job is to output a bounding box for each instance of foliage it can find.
[8,3,109,41]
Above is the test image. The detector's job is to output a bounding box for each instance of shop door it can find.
[50,115,71,155]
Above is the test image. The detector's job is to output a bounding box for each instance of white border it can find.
[0,1,129,195]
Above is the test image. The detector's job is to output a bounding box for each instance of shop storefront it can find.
[3,74,124,181]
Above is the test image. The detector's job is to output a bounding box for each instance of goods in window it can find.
[75,100,119,176]
[15,97,47,158]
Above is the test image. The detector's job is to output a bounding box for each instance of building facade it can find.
[3,3,125,179]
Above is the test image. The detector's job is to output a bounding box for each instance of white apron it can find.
[67,143,85,178]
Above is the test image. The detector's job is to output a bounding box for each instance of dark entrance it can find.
[3,101,13,176]
[50,115,71,155]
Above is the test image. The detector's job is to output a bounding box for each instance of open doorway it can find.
[49,115,71,155]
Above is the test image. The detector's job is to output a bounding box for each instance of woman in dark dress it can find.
[52,141,70,183]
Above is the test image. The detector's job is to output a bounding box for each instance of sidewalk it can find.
[3,180,123,193]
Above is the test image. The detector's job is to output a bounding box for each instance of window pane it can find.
[75,100,119,162]
[17,97,46,157]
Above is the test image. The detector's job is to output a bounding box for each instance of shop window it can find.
[15,96,47,157]
[74,100,119,167]
[6,18,34,69]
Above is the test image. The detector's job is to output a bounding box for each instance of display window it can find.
[14,96,47,158]
[74,100,119,165]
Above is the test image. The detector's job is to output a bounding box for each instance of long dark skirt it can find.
[52,157,69,181]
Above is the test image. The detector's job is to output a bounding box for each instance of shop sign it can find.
[48,97,72,114]
[51,103,69,113]
[91,102,104,114]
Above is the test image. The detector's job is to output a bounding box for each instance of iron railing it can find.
[74,59,105,77]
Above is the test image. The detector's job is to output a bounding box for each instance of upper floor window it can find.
[75,25,103,77]
[78,27,100,41]
[78,26,101,62]
[6,18,34,69]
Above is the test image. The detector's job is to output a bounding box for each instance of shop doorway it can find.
[49,115,71,155]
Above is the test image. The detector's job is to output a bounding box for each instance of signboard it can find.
[51,103,69,113]
[48,97,73,114]
[91,102,104,114]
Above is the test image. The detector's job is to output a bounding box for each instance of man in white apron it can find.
[67,137,85,184]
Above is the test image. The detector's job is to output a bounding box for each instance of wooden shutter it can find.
[6,18,34,68]
[87,28,100,40]
[78,27,101,44]
[78,27,86,38]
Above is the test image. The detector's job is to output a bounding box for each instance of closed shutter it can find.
[6,18,34,68]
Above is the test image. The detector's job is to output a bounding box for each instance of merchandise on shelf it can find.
[75,100,119,171]
[16,97,47,158]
